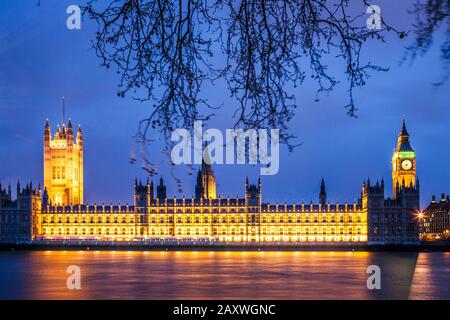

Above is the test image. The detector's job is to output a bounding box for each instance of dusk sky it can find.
[0,0,448,208]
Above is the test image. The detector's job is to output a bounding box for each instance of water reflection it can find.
[0,251,448,299]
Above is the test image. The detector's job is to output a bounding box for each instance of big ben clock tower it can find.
[392,115,416,199]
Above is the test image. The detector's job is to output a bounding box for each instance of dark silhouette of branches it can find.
[85,0,217,140]
[84,0,402,150]
[406,0,449,85]
[220,0,399,146]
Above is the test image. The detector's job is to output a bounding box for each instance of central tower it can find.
[195,153,217,200]
[392,115,416,199]
[43,113,83,206]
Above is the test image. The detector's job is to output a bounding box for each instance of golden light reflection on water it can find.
[0,251,447,300]
[409,252,450,299]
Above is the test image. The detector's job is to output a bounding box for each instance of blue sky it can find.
[0,0,449,208]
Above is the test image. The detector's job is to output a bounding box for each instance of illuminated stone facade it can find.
[33,179,368,243]
[44,119,83,206]
[1,117,420,244]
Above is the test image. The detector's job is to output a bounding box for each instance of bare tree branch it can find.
[84,0,402,150]
[405,0,450,85]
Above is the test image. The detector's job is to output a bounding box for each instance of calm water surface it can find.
[0,251,448,299]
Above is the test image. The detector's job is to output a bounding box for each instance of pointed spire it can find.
[62,96,66,126]
[44,118,50,131]
[400,113,408,136]
[319,178,327,207]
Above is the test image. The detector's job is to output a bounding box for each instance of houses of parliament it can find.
[0,115,420,244]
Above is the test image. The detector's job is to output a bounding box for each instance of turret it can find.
[67,119,74,145]
[156,177,167,200]
[245,177,262,207]
[146,178,154,204]
[319,178,327,207]
[134,179,153,208]
[195,170,203,200]
[361,178,384,209]
[42,187,49,209]
[76,125,83,148]
[44,119,51,146]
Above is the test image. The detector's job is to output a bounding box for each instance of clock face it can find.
[401,159,413,170]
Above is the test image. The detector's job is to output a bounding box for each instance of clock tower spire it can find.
[392,114,416,199]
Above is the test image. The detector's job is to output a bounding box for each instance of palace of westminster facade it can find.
[0,116,420,244]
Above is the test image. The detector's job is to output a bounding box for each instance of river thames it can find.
[0,251,448,299]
